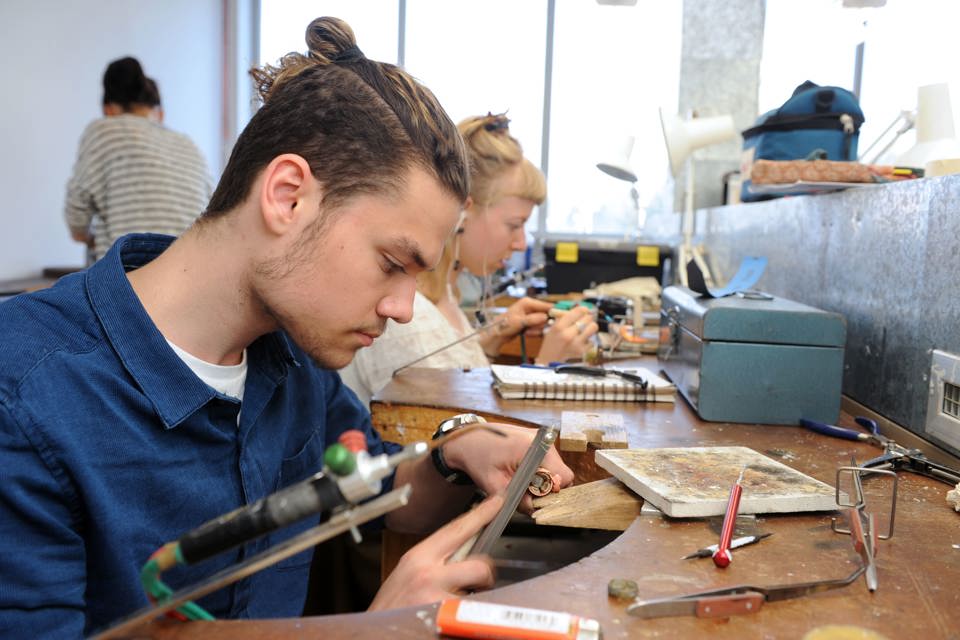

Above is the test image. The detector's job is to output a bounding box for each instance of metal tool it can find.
[861,442,960,486]
[93,424,501,638]
[800,416,960,486]
[832,464,898,592]
[713,466,747,568]
[683,533,772,560]
[92,486,412,639]
[553,364,650,389]
[627,565,865,619]
[458,424,559,559]
[799,416,891,447]
[392,317,508,376]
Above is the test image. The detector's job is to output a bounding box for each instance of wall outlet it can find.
[926,350,960,450]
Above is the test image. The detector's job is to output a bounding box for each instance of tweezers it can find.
[554,364,649,389]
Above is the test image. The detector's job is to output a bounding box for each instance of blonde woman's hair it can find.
[418,114,546,304]
[457,113,546,206]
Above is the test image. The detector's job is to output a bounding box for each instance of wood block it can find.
[595,446,837,518]
[559,411,627,452]
[531,477,643,530]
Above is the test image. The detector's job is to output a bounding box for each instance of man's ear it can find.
[259,154,315,236]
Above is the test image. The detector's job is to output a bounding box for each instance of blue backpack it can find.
[741,81,865,201]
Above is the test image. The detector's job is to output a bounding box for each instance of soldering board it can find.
[595,446,837,517]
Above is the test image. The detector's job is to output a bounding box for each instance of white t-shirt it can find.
[166,340,248,401]
[339,291,489,407]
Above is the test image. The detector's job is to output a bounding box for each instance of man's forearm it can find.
[386,456,475,534]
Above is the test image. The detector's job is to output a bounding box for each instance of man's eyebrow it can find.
[391,237,427,270]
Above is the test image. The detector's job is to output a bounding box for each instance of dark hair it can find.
[141,77,161,108]
[102,56,159,109]
[204,16,469,218]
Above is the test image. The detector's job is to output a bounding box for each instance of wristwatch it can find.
[431,413,486,485]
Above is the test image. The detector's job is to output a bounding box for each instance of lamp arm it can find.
[859,110,916,164]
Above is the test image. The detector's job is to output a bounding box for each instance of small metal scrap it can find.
[527,467,554,497]
[608,578,639,600]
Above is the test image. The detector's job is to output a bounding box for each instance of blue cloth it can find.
[0,234,397,637]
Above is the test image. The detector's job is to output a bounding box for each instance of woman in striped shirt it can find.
[64,57,212,261]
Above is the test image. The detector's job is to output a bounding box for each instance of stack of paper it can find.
[490,365,676,403]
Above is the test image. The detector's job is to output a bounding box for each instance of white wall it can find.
[0,1,223,279]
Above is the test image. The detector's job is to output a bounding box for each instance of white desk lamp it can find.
[596,136,643,230]
[659,109,737,287]
[895,83,960,170]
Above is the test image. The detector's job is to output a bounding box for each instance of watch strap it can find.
[431,414,484,485]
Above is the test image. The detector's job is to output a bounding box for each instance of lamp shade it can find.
[659,109,737,176]
[895,83,960,167]
[596,136,638,182]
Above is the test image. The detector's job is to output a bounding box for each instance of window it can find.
[259,0,398,67]
[404,0,547,169]
[760,0,960,164]
[548,2,681,236]
[259,1,682,245]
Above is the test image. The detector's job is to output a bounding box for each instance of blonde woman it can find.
[341,113,598,406]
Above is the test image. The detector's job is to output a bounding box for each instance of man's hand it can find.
[69,227,93,246]
[369,495,504,611]
[442,423,574,513]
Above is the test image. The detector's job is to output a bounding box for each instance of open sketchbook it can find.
[490,364,676,403]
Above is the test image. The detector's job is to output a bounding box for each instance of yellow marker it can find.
[555,242,579,263]
[636,245,660,267]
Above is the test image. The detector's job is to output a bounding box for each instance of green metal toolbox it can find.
[657,286,846,424]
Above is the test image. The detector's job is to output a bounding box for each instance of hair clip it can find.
[483,112,511,132]
[332,45,365,63]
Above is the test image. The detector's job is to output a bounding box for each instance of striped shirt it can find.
[65,115,212,259]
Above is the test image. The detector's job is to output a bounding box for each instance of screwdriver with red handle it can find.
[713,466,747,568]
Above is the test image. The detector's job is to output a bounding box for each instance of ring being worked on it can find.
[528,467,554,497]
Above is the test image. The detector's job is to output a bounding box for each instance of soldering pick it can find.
[682,532,772,560]
[712,465,747,568]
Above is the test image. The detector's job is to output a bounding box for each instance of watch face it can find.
[439,413,485,435]
[438,418,459,434]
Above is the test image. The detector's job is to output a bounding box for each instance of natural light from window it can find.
[259,0,398,68]
[259,1,681,243]
[760,0,960,165]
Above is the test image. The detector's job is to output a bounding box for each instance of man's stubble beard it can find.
[250,280,359,370]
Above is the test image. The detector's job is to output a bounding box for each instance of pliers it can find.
[800,416,960,486]
[861,443,960,486]
[799,416,890,447]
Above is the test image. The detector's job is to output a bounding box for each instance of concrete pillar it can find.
[675,0,765,212]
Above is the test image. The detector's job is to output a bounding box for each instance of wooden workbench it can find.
[141,364,960,639]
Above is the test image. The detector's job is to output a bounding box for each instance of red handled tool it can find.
[713,466,747,568]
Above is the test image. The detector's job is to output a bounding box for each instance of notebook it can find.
[490,364,676,403]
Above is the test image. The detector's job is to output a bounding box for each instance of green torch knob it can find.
[324,443,356,477]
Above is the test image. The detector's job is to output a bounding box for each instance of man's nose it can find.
[377,278,416,324]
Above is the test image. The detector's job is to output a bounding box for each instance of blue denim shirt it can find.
[0,234,397,637]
